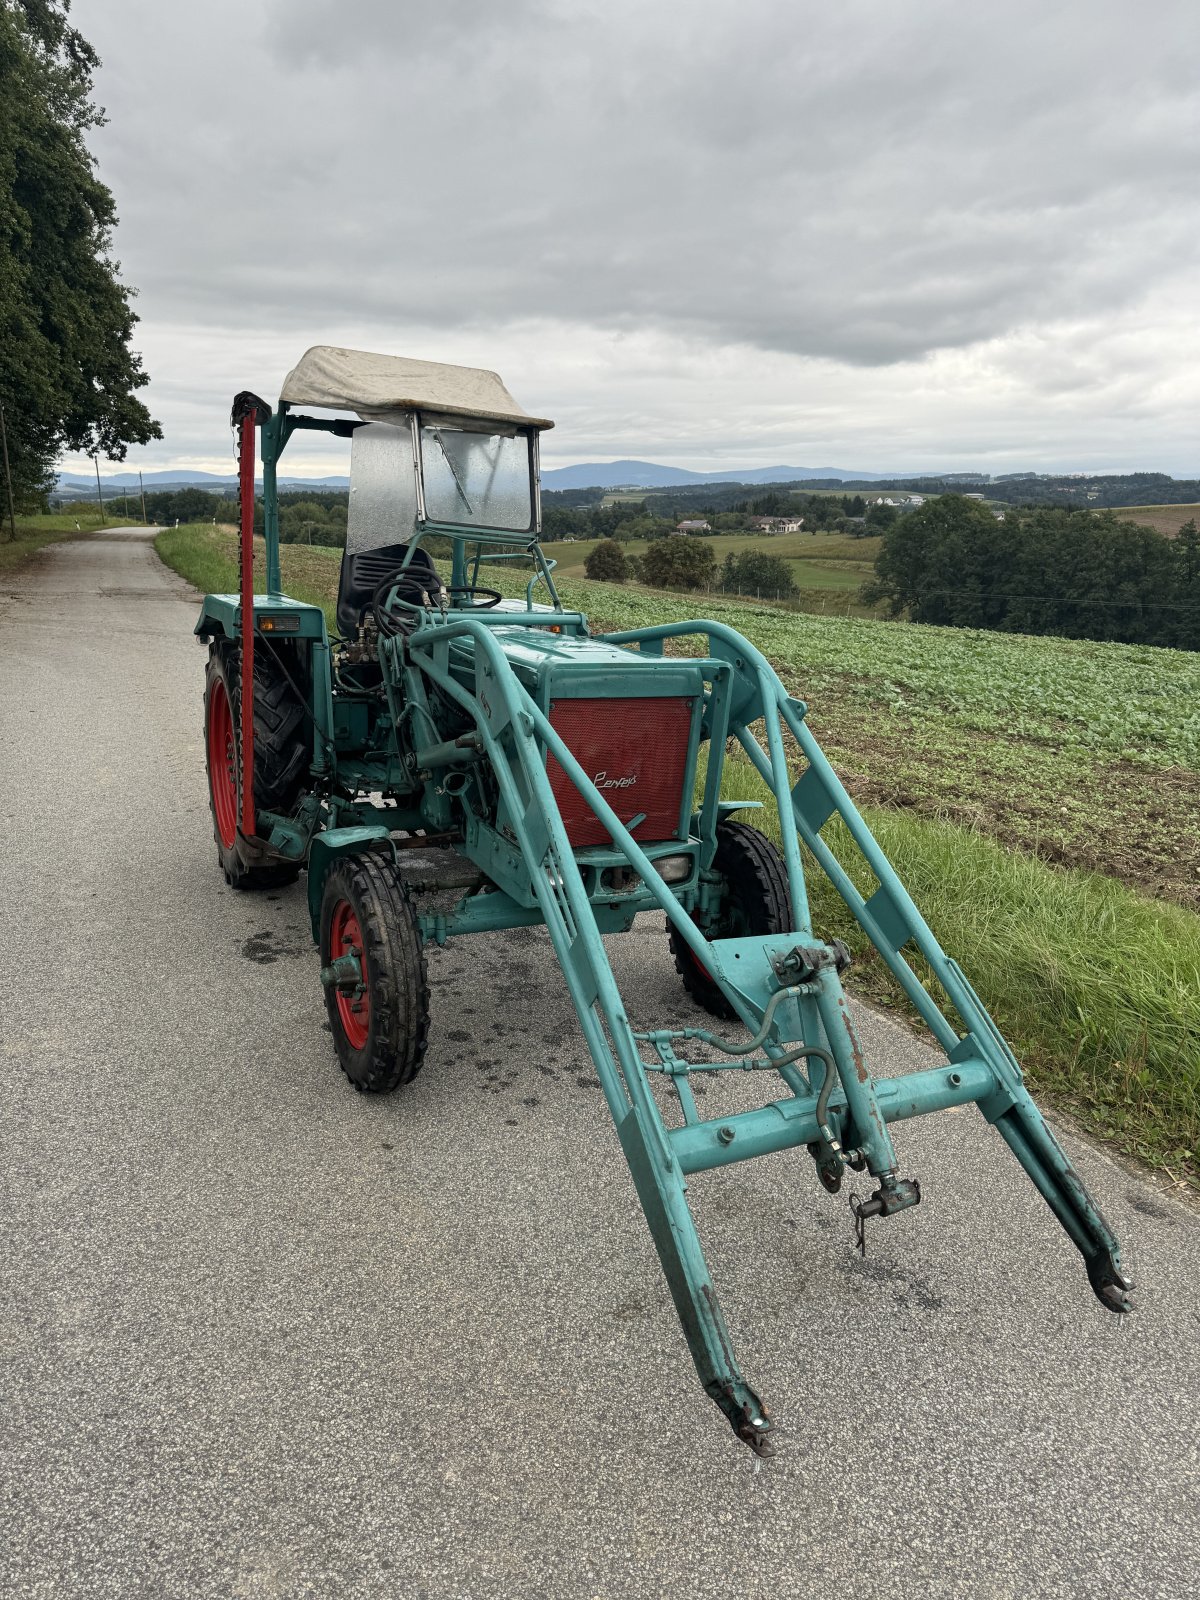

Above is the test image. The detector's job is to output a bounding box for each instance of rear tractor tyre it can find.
[204,637,306,891]
[669,818,793,1019]
[319,854,430,1095]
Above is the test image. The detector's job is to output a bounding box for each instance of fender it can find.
[307,826,394,941]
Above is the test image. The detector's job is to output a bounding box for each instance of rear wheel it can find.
[204,638,305,890]
[320,854,430,1094]
[669,819,793,1019]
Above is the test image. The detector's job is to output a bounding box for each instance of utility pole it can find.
[93,455,106,525]
[138,470,147,525]
[0,402,17,543]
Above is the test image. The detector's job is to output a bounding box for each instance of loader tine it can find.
[989,1097,1134,1313]
[618,1101,775,1455]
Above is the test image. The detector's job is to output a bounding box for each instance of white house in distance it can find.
[748,515,805,533]
[676,519,711,533]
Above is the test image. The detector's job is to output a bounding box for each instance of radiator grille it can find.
[547,697,694,848]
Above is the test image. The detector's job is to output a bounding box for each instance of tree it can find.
[615,513,673,542]
[865,502,900,529]
[750,492,793,516]
[1173,520,1200,650]
[864,495,1006,623]
[721,548,798,599]
[0,1,159,508]
[639,535,716,591]
[584,538,629,581]
[866,496,1185,647]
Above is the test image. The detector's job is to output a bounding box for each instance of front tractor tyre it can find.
[670,818,793,1019]
[319,854,431,1095]
[204,638,306,891]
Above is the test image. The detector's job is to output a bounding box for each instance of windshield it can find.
[419,424,533,532]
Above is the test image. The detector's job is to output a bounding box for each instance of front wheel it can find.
[320,854,430,1094]
[669,819,793,1019]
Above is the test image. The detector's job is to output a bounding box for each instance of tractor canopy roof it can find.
[280,345,554,432]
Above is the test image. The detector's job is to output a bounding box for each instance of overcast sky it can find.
[62,0,1199,479]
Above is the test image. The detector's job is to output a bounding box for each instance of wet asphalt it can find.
[1,529,1197,1599]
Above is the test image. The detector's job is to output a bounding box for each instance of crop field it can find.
[1119,503,1200,538]
[157,524,1200,1181]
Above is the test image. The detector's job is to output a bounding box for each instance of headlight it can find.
[655,854,691,884]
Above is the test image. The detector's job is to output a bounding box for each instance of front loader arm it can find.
[397,609,1131,1455]
[605,618,1133,1315]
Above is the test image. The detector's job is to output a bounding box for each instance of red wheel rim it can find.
[330,899,370,1049]
[207,677,237,850]
[685,914,716,984]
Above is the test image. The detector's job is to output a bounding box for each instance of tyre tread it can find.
[204,638,305,891]
[669,819,793,1018]
[321,853,430,1095]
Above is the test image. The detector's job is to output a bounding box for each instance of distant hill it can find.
[58,461,1200,506]
[539,459,888,489]
[55,460,883,499]
[56,471,349,495]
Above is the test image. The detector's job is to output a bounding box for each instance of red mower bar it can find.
[236,403,256,839]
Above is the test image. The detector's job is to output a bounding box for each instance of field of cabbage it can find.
[547,574,1200,913]
[561,576,1200,769]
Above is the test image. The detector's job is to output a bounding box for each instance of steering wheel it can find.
[446,584,503,610]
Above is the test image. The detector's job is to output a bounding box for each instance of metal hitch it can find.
[320,951,362,991]
[851,1174,922,1255]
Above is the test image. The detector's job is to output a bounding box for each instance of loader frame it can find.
[199,390,1132,1455]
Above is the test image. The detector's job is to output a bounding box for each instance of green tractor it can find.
[196,345,1132,1454]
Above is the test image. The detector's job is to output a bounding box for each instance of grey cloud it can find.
[65,0,1200,471]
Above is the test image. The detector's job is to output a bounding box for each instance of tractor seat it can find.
[335,541,442,638]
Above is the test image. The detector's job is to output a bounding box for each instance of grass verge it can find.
[716,750,1199,1183]
[0,511,109,574]
[157,524,1200,1183]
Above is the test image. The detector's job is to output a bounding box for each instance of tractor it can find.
[196,345,1132,1454]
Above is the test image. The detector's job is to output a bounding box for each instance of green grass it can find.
[561,579,1200,767]
[157,525,343,630]
[542,529,878,593]
[0,510,109,573]
[157,524,1200,1181]
[713,749,1200,1178]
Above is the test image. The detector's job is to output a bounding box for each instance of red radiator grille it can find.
[546,697,694,848]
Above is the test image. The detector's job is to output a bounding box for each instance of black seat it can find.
[335,541,441,638]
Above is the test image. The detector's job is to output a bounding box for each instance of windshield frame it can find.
[410,412,542,541]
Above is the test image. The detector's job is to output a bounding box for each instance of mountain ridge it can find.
[55,459,888,496]
[539,460,888,488]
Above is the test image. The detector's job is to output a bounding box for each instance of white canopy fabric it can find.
[279,345,554,431]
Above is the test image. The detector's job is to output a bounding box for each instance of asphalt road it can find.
[1,529,1197,1600]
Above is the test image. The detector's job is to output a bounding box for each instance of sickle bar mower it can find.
[195,347,1132,1455]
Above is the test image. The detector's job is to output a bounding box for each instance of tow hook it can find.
[851,1173,921,1255]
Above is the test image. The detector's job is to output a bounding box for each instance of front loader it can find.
[195,345,1132,1454]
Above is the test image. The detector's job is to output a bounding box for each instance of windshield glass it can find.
[419,425,533,532]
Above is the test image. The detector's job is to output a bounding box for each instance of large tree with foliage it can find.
[0,0,159,508]
[640,535,716,591]
[583,538,629,582]
[721,548,798,599]
[866,495,1196,648]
